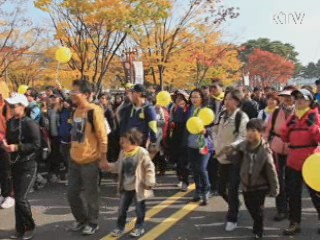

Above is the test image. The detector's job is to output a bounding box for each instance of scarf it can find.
[123,147,140,158]
[265,107,277,114]
[281,104,295,118]
[212,92,225,101]
[296,107,310,119]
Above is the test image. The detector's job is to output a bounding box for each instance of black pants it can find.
[0,150,12,197]
[48,136,63,175]
[218,163,240,222]
[12,160,37,234]
[243,190,267,236]
[286,167,320,223]
[117,190,146,230]
[174,147,190,185]
[207,156,219,192]
[275,154,288,214]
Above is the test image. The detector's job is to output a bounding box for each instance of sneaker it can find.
[130,228,145,237]
[273,212,287,221]
[23,230,34,240]
[191,195,201,202]
[180,183,189,192]
[82,224,99,235]
[9,232,24,239]
[110,228,125,237]
[283,222,300,236]
[225,222,237,232]
[177,181,183,188]
[49,174,58,183]
[1,196,15,209]
[70,222,85,232]
[254,233,263,239]
[200,193,209,206]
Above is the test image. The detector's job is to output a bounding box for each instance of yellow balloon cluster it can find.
[187,117,204,135]
[186,107,215,134]
[302,154,320,191]
[199,107,215,126]
[18,85,29,94]
[156,91,171,107]
[55,47,72,64]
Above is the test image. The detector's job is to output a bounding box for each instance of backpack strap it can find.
[262,111,267,121]
[268,108,280,141]
[234,110,243,135]
[87,109,95,133]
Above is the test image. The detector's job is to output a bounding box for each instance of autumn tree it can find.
[35,0,171,92]
[245,49,295,87]
[131,0,239,89]
[188,31,242,87]
[0,0,41,82]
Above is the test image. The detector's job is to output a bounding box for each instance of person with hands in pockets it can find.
[107,129,156,238]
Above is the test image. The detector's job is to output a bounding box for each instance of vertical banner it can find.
[133,61,144,85]
[243,73,250,86]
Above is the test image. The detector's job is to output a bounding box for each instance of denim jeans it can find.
[12,160,37,234]
[67,160,100,225]
[218,163,241,222]
[188,148,210,195]
[117,190,146,230]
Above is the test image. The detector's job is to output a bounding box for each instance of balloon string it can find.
[56,62,61,86]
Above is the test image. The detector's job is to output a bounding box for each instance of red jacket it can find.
[282,108,320,171]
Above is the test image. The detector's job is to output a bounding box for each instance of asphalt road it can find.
[0,172,319,240]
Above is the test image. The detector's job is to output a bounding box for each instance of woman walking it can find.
[3,93,41,240]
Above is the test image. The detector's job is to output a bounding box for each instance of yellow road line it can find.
[139,201,199,240]
[100,184,195,240]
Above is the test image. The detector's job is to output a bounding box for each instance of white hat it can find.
[278,90,292,96]
[6,93,29,107]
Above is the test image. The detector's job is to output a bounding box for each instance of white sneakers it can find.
[1,196,15,209]
[225,222,237,232]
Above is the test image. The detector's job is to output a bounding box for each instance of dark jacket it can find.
[241,100,259,119]
[59,108,72,143]
[6,117,41,164]
[230,139,279,196]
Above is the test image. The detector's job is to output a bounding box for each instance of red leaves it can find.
[246,49,295,87]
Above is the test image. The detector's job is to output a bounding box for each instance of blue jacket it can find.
[120,103,157,143]
[59,108,72,143]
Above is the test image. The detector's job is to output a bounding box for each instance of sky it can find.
[22,0,320,65]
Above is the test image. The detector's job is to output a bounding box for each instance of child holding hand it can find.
[107,128,156,238]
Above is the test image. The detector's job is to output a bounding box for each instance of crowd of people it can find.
[1,78,320,239]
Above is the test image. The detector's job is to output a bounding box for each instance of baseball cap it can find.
[278,90,292,96]
[6,93,29,107]
[132,84,146,94]
[291,89,314,101]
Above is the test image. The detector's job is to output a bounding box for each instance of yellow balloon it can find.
[187,117,204,135]
[302,153,320,191]
[55,47,72,63]
[199,107,215,126]
[156,91,171,107]
[18,85,29,94]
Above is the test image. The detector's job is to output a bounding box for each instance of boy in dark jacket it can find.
[229,119,279,239]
